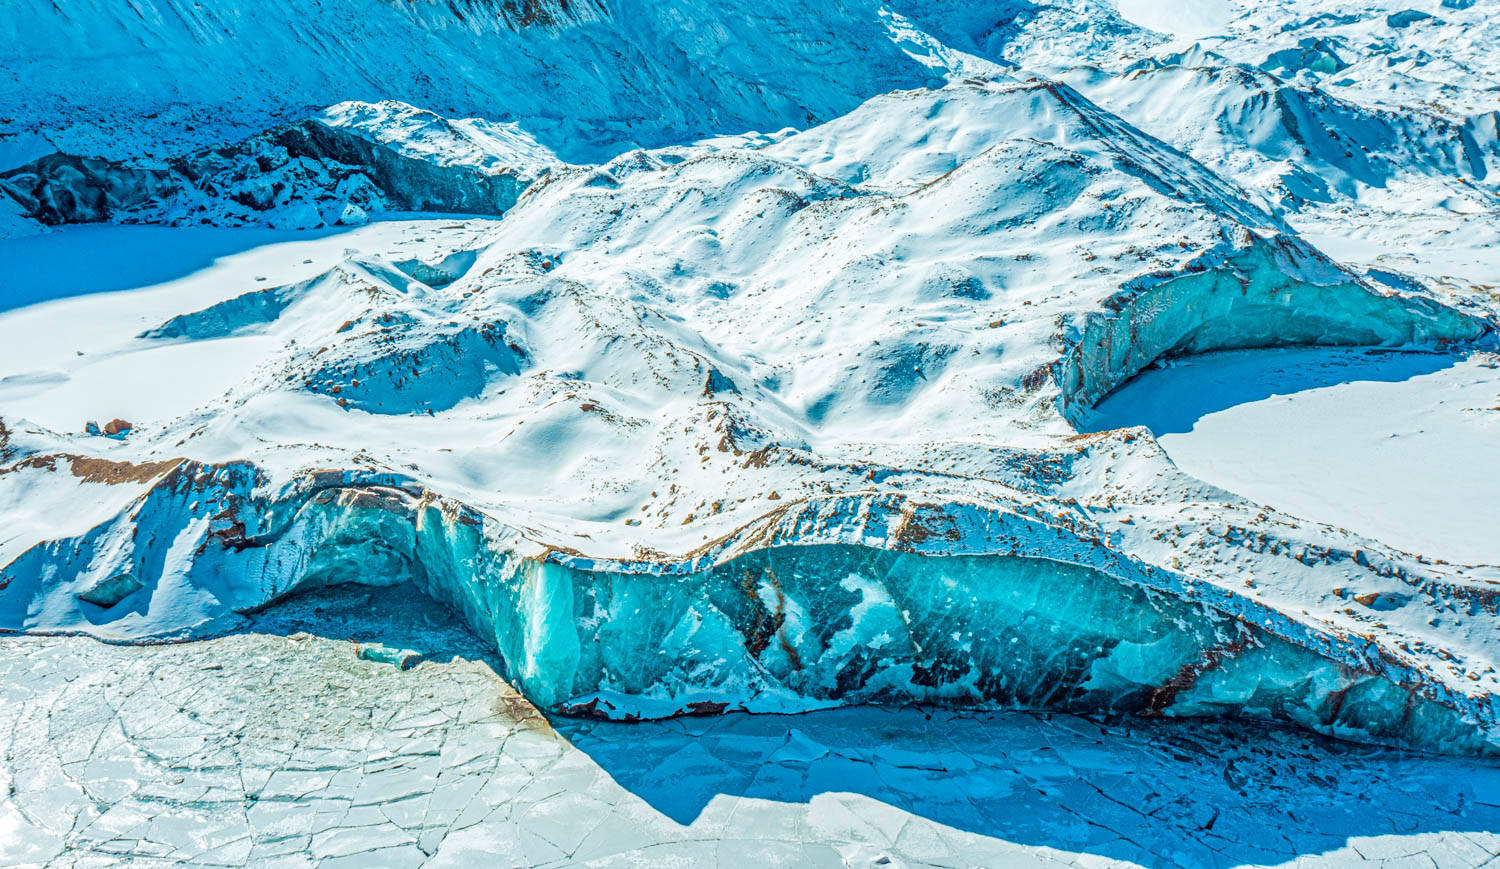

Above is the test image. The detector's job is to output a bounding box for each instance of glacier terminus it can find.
[2,0,1500,866]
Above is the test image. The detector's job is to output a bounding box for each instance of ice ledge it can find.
[3,455,1497,755]
[1053,233,1493,419]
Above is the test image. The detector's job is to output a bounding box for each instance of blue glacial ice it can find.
[238,491,1494,756]
[2,465,1494,756]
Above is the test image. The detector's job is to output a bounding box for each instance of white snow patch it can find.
[1090,347,1500,565]
[1115,0,1233,40]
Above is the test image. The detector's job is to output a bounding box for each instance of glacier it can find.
[5,453,1498,758]
[3,0,1500,864]
[0,102,558,230]
[2,70,1497,756]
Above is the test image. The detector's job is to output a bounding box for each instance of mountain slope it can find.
[0,0,942,163]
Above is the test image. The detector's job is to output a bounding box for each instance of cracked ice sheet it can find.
[2,584,1498,869]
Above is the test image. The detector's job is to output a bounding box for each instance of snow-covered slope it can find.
[0,0,941,164]
[1053,0,1500,307]
[2,0,1499,762]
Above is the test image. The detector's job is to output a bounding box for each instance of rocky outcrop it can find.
[0,109,539,229]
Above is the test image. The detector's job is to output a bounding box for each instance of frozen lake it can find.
[1088,347,1500,566]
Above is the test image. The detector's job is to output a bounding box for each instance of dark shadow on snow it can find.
[242,581,509,675]
[0,223,360,313]
[553,704,1500,867]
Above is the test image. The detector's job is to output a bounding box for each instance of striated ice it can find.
[74,571,142,608]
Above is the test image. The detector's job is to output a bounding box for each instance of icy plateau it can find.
[2,0,1500,865]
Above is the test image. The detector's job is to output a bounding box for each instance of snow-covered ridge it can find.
[317,101,561,179]
[1063,57,1499,211]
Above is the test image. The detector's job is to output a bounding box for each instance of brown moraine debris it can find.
[1140,639,1253,715]
[3,454,184,485]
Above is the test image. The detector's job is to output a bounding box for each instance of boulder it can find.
[77,572,143,608]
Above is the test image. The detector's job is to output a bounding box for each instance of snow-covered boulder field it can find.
[3,0,1500,766]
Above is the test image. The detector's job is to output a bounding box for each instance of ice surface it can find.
[1090,347,1500,566]
[3,583,1498,868]
[1056,242,1485,416]
[423,543,1497,755]
[6,462,1496,755]
[74,571,143,608]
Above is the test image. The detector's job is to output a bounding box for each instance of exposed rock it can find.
[357,643,424,670]
[0,102,553,228]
